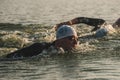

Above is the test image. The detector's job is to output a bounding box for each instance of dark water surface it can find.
[0,0,120,80]
[0,51,120,80]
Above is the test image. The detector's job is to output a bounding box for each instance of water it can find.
[0,0,120,80]
[0,52,120,80]
[0,0,120,25]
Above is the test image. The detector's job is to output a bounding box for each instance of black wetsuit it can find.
[76,17,106,31]
[6,42,55,58]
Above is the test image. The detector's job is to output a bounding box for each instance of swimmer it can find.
[54,17,119,38]
[6,25,79,58]
[6,17,120,58]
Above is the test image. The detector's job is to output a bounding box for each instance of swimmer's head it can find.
[56,25,77,39]
[55,25,78,51]
[94,27,108,38]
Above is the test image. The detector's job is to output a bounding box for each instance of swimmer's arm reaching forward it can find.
[54,17,106,32]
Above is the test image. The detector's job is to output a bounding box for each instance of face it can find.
[55,35,78,51]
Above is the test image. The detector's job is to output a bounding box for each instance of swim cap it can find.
[95,28,108,38]
[56,25,77,39]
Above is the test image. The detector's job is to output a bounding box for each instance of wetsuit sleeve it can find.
[70,17,106,31]
[6,42,52,58]
[55,17,106,31]
[73,17,105,26]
